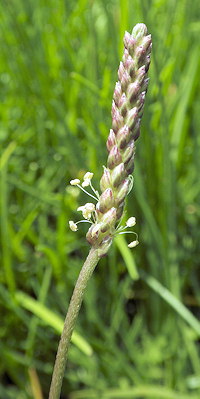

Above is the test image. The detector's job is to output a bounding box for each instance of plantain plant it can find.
[48,23,152,399]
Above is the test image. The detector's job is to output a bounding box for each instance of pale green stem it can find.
[48,247,100,399]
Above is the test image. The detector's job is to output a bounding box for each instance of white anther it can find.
[128,240,139,248]
[69,221,78,231]
[82,210,92,219]
[77,205,85,212]
[70,179,80,186]
[126,217,136,227]
[85,203,95,211]
[83,172,93,180]
[82,179,90,187]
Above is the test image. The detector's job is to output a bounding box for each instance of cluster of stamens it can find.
[69,172,139,251]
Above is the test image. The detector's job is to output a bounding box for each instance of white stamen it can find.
[126,217,136,227]
[70,179,80,186]
[77,203,95,220]
[77,205,85,212]
[90,181,100,199]
[85,203,95,211]
[84,172,94,180]
[128,240,139,248]
[69,220,78,231]
[82,179,90,187]
[82,210,92,219]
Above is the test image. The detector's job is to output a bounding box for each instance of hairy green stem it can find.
[48,248,100,399]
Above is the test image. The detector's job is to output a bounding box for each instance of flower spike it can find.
[69,24,151,255]
[86,24,151,255]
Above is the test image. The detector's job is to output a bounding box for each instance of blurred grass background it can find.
[0,0,200,398]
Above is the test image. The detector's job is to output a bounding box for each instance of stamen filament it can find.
[115,212,127,231]
[118,231,138,240]
[76,220,93,224]
[90,182,100,199]
[116,225,126,232]
[77,184,99,201]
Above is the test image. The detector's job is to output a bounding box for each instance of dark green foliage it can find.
[0,0,200,398]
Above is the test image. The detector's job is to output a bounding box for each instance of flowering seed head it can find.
[81,23,151,254]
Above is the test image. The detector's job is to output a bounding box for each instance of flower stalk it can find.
[49,23,152,399]
[48,248,99,399]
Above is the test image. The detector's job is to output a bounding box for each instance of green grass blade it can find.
[0,141,17,171]
[140,270,200,336]
[69,385,199,399]
[114,235,139,280]
[15,291,93,356]
[171,46,200,166]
